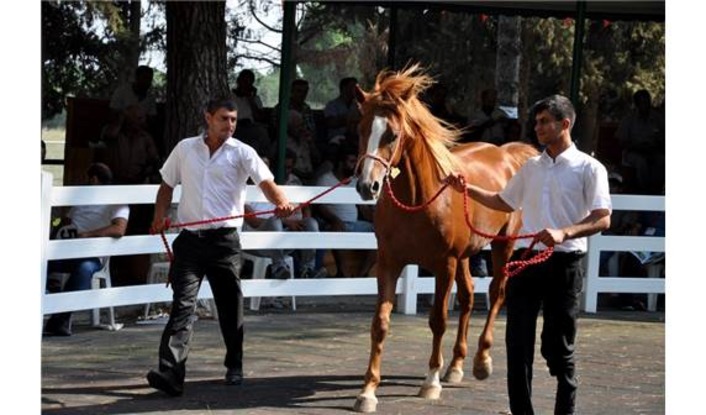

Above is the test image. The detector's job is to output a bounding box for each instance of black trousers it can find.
[505,249,585,415]
[156,228,243,386]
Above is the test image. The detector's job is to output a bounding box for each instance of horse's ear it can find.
[355,84,367,104]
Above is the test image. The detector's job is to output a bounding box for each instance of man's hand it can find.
[274,203,295,218]
[533,228,567,247]
[151,217,169,234]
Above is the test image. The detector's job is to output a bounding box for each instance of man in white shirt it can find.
[44,163,129,337]
[146,96,294,396]
[448,94,611,415]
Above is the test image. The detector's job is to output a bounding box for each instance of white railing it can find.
[583,194,665,312]
[41,171,664,319]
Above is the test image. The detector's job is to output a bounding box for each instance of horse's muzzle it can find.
[356,179,381,201]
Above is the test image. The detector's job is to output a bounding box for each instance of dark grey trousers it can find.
[505,249,585,415]
[156,228,243,385]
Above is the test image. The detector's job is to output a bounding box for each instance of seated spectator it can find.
[102,104,161,185]
[232,69,271,156]
[466,88,508,144]
[615,89,665,194]
[272,79,318,149]
[282,109,320,184]
[314,144,376,278]
[44,163,130,336]
[323,77,361,148]
[243,152,327,279]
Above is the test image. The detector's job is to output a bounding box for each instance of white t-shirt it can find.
[499,144,612,253]
[68,204,130,233]
[233,94,263,122]
[316,171,358,222]
[160,135,274,229]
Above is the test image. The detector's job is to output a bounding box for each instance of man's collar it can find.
[540,142,578,164]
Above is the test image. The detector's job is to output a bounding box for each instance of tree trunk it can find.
[495,15,522,115]
[113,1,142,89]
[164,1,230,152]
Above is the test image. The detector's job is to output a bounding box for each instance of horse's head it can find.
[355,83,406,201]
[355,64,459,201]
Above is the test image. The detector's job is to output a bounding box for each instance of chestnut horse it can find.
[352,65,538,413]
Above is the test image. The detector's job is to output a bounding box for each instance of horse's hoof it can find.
[353,394,378,413]
[472,355,493,380]
[443,367,464,383]
[418,384,442,400]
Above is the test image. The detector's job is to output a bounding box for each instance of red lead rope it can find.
[382,174,553,279]
[155,177,352,286]
[155,166,551,286]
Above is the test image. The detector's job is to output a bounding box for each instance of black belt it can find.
[517,248,585,257]
[183,227,237,238]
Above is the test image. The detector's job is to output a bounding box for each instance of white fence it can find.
[40,171,664,322]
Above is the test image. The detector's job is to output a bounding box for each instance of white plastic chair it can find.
[47,257,123,331]
[143,260,171,319]
[242,252,296,311]
[143,260,219,321]
[90,257,123,331]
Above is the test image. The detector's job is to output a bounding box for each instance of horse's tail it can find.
[501,141,539,171]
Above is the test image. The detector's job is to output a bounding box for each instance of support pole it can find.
[569,1,587,107]
[275,1,296,183]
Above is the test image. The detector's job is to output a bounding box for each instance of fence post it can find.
[40,171,53,328]
[397,264,418,315]
[583,234,601,313]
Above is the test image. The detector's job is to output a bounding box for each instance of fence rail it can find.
[40,171,665,321]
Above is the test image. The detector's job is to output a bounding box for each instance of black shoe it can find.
[147,370,183,397]
[43,313,72,337]
[224,368,243,385]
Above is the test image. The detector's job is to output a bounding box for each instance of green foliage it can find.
[41,0,166,121]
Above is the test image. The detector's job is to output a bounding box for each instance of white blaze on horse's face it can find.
[357,115,390,201]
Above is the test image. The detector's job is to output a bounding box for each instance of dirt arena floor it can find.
[41,296,665,414]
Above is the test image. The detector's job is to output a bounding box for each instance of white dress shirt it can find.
[499,144,612,253]
[160,135,274,229]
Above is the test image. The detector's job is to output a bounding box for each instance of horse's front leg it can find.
[353,260,403,413]
[443,257,472,383]
[419,258,456,400]
[473,241,512,380]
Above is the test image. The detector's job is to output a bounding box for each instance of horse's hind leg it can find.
[353,260,403,413]
[419,258,456,400]
[443,257,472,384]
[473,239,514,380]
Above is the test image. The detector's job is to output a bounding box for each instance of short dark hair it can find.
[238,69,255,81]
[87,162,113,184]
[206,96,238,114]
[531,94,576,129]
[292,79,309,88]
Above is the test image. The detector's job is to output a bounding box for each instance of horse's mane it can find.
[371,64,462,179]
